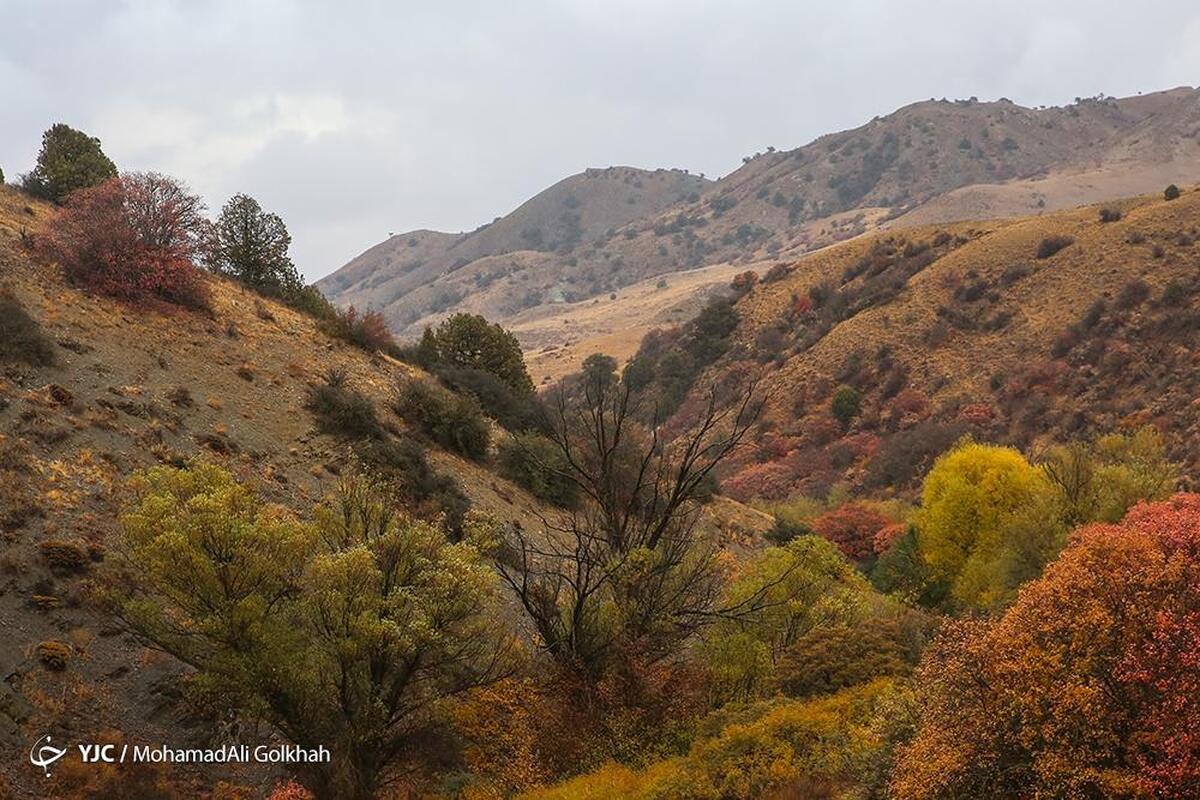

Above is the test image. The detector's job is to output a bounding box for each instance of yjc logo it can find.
[29,734,66,777]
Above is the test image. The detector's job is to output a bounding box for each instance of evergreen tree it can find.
[210,193,302,294]
[22,123,118,203]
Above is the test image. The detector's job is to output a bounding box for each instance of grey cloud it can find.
[2,0,1198,281]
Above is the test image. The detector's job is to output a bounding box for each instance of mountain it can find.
[320,87,1200,369]
[654,184,1200,503]
[317,166,709,330]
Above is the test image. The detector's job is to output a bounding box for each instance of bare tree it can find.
[497,360,776,677]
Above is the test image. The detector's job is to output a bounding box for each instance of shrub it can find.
[304,369,384,440]
[730,270,759,295]
[35,173,210,308]
[497,432,576,506]
[830,385,861,430]
[811,503,892,564]
[356,438,470,534]
[764,517,812,546]
[37,640,72,670]
[1098,207,1121,223]
[763,263,792,283]
[320,306,395,353]
[0,292,55,366]
[393,379,490,461]
[436,366,549,433]
[21,123,117,202]
[778,616,916,698]
[1035,235,1074,259]
[1115,278,1150,310]
[1164,184,1181,201]
[40,539,89,573]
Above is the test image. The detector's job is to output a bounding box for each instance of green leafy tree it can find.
[702,536,875,703]
[831,385,862,430]
[1164,183,1181,201]
[104,464,510,800]
[209,193,303,295]
[22,123,117,202]
[418,313,534,396]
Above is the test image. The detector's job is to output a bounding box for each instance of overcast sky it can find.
[2,1,1198,281]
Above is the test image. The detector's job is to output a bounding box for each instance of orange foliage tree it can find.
[36,172,211,308]
[893,494,1200,799]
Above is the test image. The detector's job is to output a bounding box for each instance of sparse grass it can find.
[0,291,55,366]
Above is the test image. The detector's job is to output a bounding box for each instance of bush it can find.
[764,518,812,546]
[1035,235,1074,259]
[35,173,210,308]
[356,438,470,534]
[320,306,395,353]
[0,292,55,366]
[831,385,861,430]
[436,366,549,433]
[811,503,892,564]
[37,640,72,670]
[393,379,490,461]
[40,539,89,573]
[1164,184,1181,201]
[21,123,117,203]
[1115,279,1150,310]
[497,433,576,506]
[1098,207,1121,223]
[304,369,384,440]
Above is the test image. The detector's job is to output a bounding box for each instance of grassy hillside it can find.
[647,184,1200,502]
[0,187,550,796]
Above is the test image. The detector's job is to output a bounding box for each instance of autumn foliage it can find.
[811,502,892,563]
[893,494,1200,799]
[36,173,210,308]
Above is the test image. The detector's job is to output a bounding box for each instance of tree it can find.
[22,123,117,202]
[811,502,892,565]
[1038,426,1176,526]
[496,366,764,679]
[35,172,210,308]
[209,193,303,295]
[893,494,1200,799]
[1164,183,1181,201]
[702,536,875,704]
[914,441,1055,609]
[104,464,511,799]
[417,313,534,396]
[831,385,861,430]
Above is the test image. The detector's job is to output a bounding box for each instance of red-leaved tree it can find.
[36,172,211,308]
[893,494,1200,799]
[811,502,892,564]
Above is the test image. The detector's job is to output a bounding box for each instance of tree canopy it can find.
[22,123,117,202]
[209,193,303,295]
[105,464,510,799]
[418,313,534,396]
